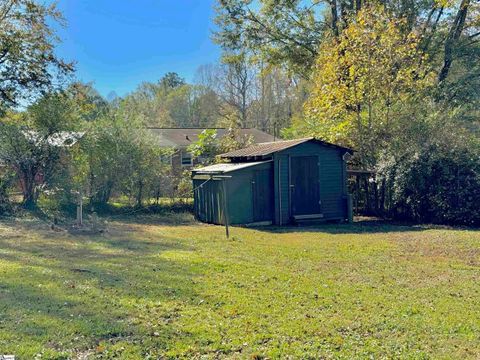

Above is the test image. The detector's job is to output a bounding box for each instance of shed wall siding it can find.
[276,142,347,222]
[193,161,273,225]
[193,178,223,224]
[279,154,290,224]
[227,173,254,224]
[194,140,349,226]
[318,151,345,218]
[226,161,273,224]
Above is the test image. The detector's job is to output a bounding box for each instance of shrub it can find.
[176,170,193,203]
[380,141,480,225]
[0,174,12,215]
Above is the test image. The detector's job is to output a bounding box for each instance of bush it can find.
[0,174,12,215]
[381,141,480,225]
[176,170,193,203]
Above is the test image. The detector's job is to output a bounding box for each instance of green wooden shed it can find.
[192,138,353,226]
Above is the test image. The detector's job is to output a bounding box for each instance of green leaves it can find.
[0,0,74,108]
[303,4,434,166]
[118,72,223,128]
[213,0,325,76]
[380,139,480,225]
[188,129,219,161]
[188,127,254,166]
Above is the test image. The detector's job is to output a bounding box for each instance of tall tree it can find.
[250,65,306,135]
[159,72,186,91]
[217,55,255,127]
[438,0,471,82]
[0,93,80,208]
[214,0,326,77]
[0,0,73,109]
[214,0,438,78]
[303,4,434,166]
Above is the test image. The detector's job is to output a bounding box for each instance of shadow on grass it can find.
[105,211,196,226]
[91,202,193,217]
[246,219,472,235]
[0,220,201,357]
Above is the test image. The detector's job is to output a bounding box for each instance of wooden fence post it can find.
[77,191,83,227]
[222,179,229,239]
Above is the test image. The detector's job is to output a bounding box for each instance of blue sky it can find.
[53,1,221,97]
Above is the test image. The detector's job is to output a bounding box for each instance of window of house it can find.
[181,151,193,166]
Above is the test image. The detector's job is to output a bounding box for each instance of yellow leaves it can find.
[303,3,434,153]
[349,65,356,79]
[0,111,25,125]
[434,0,456,8]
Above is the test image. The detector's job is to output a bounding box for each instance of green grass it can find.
[0,216,479,359]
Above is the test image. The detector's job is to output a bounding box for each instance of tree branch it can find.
[438,0,470,82]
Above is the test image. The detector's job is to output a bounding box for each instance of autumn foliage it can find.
[304,4,434,166]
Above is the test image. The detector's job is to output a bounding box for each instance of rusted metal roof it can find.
[148,128,275,148]
[220,138,352,158]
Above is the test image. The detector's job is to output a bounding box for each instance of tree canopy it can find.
[0,0,478,225]
[303,4,434,166]
[0,0,73,110]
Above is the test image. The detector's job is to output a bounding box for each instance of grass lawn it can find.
[0,215,479,359]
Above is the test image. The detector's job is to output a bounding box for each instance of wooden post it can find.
[347,194,353,223]
[355,175,360,214]
[221,179,229,239]
[77,191,83,227]
[364,177,370,214]
[380,178,386,215]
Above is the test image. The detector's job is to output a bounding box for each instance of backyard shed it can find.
[192,138,353,225]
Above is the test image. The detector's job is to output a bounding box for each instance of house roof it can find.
[147,127,275,148]
[192,161,271,175]
[220,137,353,158]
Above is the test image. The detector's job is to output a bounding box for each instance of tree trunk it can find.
[330,0,339,37]
[364,177,370,214]
[21,168,38,209]
[23,184,37,209]
[380,178,386,215]
[421,7,444,54]
[91,180,113,206]
[438,0,470,82]
[136,180,143,208]
[355,0,361,13]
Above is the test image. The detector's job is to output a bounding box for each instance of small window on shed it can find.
[181,151,193,166]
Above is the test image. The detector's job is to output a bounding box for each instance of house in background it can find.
[148,127,275,172]
[1,131,85,198]
[192,138,354,226]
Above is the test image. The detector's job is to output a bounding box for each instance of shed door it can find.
[252,169,274,222]
[290,156,321,216]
